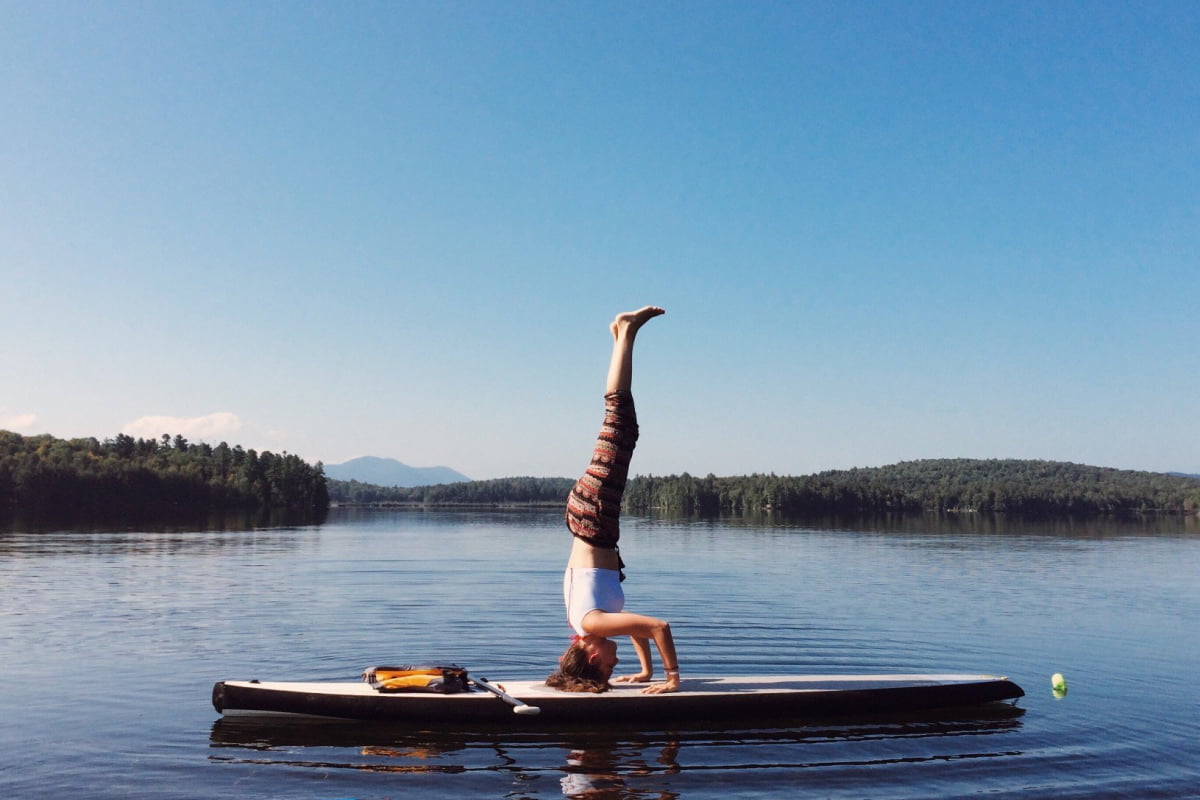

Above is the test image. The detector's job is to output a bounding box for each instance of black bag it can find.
[362,664,470,694]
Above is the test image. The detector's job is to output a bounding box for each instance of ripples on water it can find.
[2,509,1199,798]
[206,708,1027,799]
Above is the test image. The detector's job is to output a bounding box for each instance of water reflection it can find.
[209,707,1024,798]
[329,505,564,529]
[0,506,326,535]
[638,509,1200,538]
[557,739,681,799]
[0,524,322,558]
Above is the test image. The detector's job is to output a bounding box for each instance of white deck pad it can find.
[213,673,1023,726]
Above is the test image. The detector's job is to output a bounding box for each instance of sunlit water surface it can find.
[2,510,1198,799]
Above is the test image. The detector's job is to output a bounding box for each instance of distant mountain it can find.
[323,457,471,488]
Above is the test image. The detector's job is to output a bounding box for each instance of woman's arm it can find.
[644,620,680,695]
[613,636,654,683]
[582,610,681,693]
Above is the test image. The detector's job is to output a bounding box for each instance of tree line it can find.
[328,476,574,506]
[621,459,1200,516]
[9,434,1195,521]
[0,430,329,520]
[330,458,1200,517]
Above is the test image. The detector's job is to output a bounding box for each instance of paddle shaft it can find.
[473,676,541,715]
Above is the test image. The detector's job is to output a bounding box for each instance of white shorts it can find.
[563,567,625,636]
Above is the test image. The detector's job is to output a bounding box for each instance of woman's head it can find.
[545,636,619,693]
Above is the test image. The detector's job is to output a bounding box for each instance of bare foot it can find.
[611,306,665,339]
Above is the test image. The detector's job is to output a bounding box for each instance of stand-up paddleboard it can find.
[213,673,1023,726]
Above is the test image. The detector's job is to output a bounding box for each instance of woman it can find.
[546,306,680,695]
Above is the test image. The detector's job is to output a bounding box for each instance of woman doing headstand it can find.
[546,306,680,695]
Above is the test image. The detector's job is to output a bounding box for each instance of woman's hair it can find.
[546,640,610,693]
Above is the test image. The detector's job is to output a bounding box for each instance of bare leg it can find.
[606,306,665,394]
[566,306,665,562]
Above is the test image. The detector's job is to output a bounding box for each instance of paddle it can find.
[472,676,541,715]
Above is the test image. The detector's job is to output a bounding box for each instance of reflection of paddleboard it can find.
[212,674,1023,725]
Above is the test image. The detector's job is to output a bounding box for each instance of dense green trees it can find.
[622,460,1200,516]
[328,459,1200,517]
[327,476,574,506]
[0,430,329,520]
[10,430,1193,523]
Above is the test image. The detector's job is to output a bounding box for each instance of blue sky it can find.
[2,1,1197,480]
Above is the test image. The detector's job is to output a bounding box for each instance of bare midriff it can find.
[567,537,622,570]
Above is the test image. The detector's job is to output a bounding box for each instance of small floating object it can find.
[1051,672,1067,697]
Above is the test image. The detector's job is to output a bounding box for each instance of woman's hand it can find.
[639,673,681,694]
[612,671,652,684]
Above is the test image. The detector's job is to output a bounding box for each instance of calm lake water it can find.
[2,509,1198,799]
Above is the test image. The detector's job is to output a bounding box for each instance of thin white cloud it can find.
[0,408,38,432]
[122,412,243,441]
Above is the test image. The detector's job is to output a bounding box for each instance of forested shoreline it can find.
[329,459,1200,517]
[328,476,575,507]
[0,430,329,520]
[622,460,1200,515]
[5,427,1196,524]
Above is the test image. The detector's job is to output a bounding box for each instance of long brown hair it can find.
[546,640,610,693]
